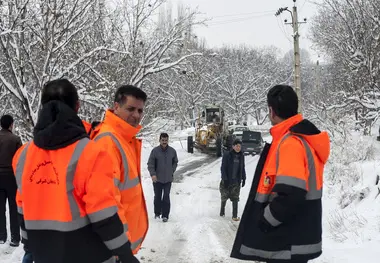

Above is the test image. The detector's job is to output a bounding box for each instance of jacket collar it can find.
[270,114,303,140]
[0,129,11,134]
[103,110,141,139]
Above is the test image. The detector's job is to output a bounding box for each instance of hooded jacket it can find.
[231,114,330,263]
[91,110,148,254]
[13,101,134,263]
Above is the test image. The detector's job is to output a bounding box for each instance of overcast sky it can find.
[171,0,322,61]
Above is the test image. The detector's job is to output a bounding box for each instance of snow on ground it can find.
[139,142,260,263]
[2,129,380,262]
[138,130,380,263]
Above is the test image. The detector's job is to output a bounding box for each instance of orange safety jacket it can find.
[231,114,330,262]
[91,109,148,254]
[82,120,92,134]
[13,138,131,263]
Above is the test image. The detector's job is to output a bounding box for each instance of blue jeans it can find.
[153,182,172,218]
[22,251,33,263]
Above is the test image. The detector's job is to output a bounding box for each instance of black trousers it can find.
[267,261,308,263]
[153,182,172,218]
[0,172,20,242]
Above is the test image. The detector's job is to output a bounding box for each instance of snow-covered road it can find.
[138,149,260,263]
[137,139,380,263]
[2,137,380,262]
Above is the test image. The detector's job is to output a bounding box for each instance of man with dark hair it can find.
[147,133,178,222]
[113,85,147,127]
[231,85,330,263]
[219,138,246,221]
[91,85,149,257]
[13,79,138,263]
[0,114,22,247]
[40,79,79,110]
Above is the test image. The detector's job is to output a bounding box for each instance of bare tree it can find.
[146,50,220,128]
[104,0,203,87]
[310,0,380,134]
[0,0,119,139]
[214,45,285,124]
[0,0,206,139]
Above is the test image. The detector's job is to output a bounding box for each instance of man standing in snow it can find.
[230,85,330,263]
[91,85,149,257]
[0,114,22,247]
[13,79,137,263]
[219,139,246,221]
[147,133,178,222]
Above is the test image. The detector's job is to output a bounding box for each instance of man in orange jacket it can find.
[13,79,139,263]
[231,85,330,263]
[91,85,149,256]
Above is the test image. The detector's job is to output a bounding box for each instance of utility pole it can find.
[275,0,306,113]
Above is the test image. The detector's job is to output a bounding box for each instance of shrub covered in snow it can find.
[327,209,368,242]
[324,130,380,244]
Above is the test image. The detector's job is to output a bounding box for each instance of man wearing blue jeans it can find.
[147,133,178,222]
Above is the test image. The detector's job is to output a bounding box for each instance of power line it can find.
[299,0,308,12]
[209,10,277,19]
[276,16,292,43]
[207,13,274,26]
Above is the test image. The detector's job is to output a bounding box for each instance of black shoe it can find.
[162,217,168,222]
[154,214,161,219]
[10,240,19,247]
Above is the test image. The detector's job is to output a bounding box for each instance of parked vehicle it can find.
[240,130,264,155]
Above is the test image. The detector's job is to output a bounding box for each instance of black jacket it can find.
[221,150,246,183]
[0,129,22,173]
[231,119,328,262]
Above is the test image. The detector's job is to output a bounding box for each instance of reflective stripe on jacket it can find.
[13,138,129,263]
[231,114,330,262]
[92,110,148,254]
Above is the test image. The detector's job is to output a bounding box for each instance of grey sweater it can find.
[147,145,178,183]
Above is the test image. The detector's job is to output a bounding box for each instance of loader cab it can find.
[205,107,223,123]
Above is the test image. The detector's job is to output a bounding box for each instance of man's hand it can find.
[151,175,157,183]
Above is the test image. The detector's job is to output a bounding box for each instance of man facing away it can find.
[230,85,330,263]
[0,115,22,247]
[91,85,149,256]
[12,79,138,263]
[219,139,246,221]
[147,133,178,222]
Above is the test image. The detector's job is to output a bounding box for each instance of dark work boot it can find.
[232,201,240,221]
[220,200,226,217]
